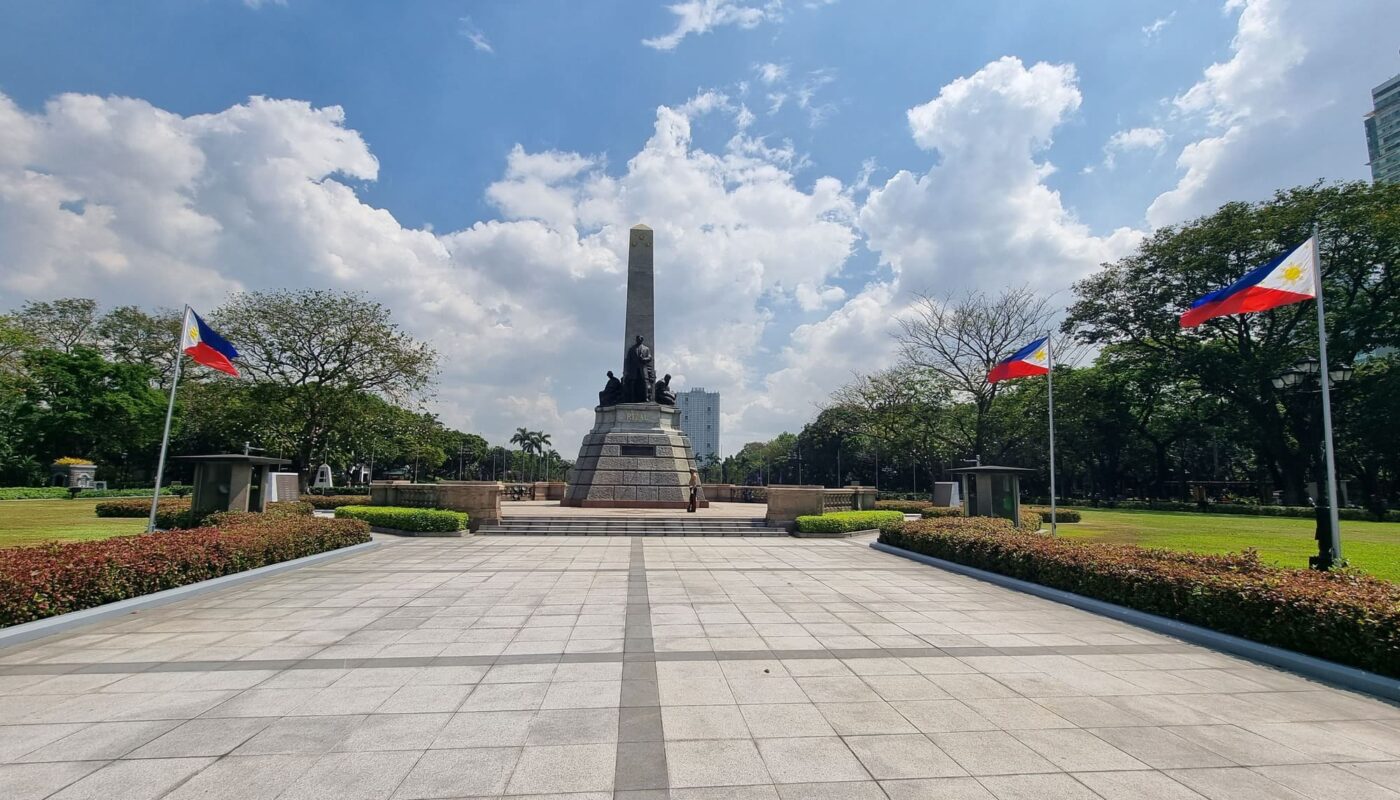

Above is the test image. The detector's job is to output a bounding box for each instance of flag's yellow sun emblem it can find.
[187,325,199,342]
[1033,348,1046,363]
[1282,265,1303,283]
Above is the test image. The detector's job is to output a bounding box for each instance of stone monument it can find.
[564,224,707,508]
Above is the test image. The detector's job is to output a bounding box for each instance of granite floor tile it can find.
[506,742,615,794]
[334,713,453,751]
[392,746,519,798]
[844,733,966,779]
[756,736,870,783]
[666,739,771,788]
[0,761,103,800]
[879,776,997,799]
[49,756,214,800]
[278,750,421,800]
[1070,769,1208,799]
[927,730,1060,776]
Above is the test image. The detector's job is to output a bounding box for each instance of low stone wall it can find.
[766,484,879,527]
[533,482,566,501]
[369,480,502,531]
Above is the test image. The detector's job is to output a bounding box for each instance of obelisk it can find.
[562,222,706,508]
[623,224,654,363]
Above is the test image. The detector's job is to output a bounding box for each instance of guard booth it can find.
[948,465,1035,528]
[174,454,292,517]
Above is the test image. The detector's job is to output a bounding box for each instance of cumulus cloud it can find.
[0,88,856,453]
[1102,126,1166,169]
[1147,0,1395,226]
[755,62,788,85]
[642,0,780,51]
[859,57,1140,295]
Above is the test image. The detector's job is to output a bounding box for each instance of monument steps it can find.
[478,516,789,537]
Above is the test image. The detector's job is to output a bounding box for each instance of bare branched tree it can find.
[896,287,1053,459]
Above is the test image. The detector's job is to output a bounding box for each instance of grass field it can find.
[0,499,146,548]
[1060,508,1400,582]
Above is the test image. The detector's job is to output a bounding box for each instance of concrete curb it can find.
[793,528,879,539]
[368,525,464,538]
[0,540,380,649]
[870,540,1400,703]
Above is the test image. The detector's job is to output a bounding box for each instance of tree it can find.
[95,305,182,387]
[1066,182,1400,503]
[212,290,437,487]
[15,347,165,466]
[896,287,1053,460]
[14,298,99,354]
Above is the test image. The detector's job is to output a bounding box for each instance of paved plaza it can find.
[1,534,1398,799]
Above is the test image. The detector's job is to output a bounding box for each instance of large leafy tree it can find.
[1065,182,1400,504]
[15,347,166,466]
[212,290,438,487]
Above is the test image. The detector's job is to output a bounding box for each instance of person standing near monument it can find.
[688,468,702,512]
[623,334,656,403]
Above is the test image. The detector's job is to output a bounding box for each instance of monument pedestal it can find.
[564,403,707,508]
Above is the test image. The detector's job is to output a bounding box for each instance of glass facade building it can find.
[676,387,720,462]
[1366,72,1400,184]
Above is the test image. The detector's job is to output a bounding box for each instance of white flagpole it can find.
[147,307,189,532]
[1046,333,1058,537]
[1311,225,1342,564]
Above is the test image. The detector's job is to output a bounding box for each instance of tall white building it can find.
[677,387,720,462]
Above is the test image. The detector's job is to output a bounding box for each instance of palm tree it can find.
[510,428,532,482]
[534,431,552,480]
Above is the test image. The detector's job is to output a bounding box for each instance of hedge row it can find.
[302,494,372,510]
[1024,505,1082,523]
[795,510,906,534]
[1055,498,1400,522]
[874,500,933,513]
[0,487,157,500]
[0,514,371,627]
[95,498,313,530]
[920,507,964,519]
[334,505,468,533]
[879,518,1400,678]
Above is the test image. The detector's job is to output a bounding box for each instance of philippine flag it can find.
[1180,238,1316,328]
[180,308,240,377]
[988,336,1050,383]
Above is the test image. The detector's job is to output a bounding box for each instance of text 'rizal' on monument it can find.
[564,224,706,508]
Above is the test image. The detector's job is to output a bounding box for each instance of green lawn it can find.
[0,498,147,548]
[1058,508,1400,582]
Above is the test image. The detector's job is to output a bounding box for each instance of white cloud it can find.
[859,56,1141,295]
[1102,126,1166,168]
[1142,12,1175,40]
[1147,0,1395,226]
[0,88,856,454]
[242,0,285,8]
[459,17,494,53]
[642,0,780,51]
[755,62,789,85]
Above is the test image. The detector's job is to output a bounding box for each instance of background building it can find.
[1366,72,1400,184]
[677,387,720,462]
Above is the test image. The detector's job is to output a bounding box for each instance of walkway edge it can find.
[870,540,1400,703]
[0,540,380,649]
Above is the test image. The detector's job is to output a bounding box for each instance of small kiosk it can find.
[948,465,1035,528]
[174,454,292,517]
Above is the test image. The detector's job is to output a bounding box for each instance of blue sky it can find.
[0,0,1394,452]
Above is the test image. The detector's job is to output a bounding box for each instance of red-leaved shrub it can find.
[302,494,372,510]
[0,515,370,627]
[880,518,1400,677]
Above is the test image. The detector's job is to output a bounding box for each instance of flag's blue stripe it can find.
[193,311,239,361]
[998,336,1047,366]
[1188,247,1293,310]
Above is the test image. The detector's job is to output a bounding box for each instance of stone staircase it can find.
[476,515,790,536]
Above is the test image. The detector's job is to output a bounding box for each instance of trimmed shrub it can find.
[1,487,157,500]
[875,500,933,513]
[1020,509,1042,530]
[302,494,372,510]
[919,506,964,519]
[795,510,905,534]
[52,457,94,466]
[335,505,468,533]
[267,500,314,517]
[878,519,1400,678]
[1024,505,1080,523]
[1061,499,1386,521]
[96,498,188,518]
[0,515,371,627]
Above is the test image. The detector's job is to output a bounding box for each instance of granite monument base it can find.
[563,403,708,509]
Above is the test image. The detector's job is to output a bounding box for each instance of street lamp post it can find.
[1272,357,1353,570]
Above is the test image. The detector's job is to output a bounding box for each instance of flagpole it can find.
[147,307,188,532]
[1046,333,1058,537]
[1311,224,1342,565]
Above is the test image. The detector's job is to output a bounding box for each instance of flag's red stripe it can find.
[1180,286,1313,328]
[988,360,1049,383]
[185,342,239,376]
